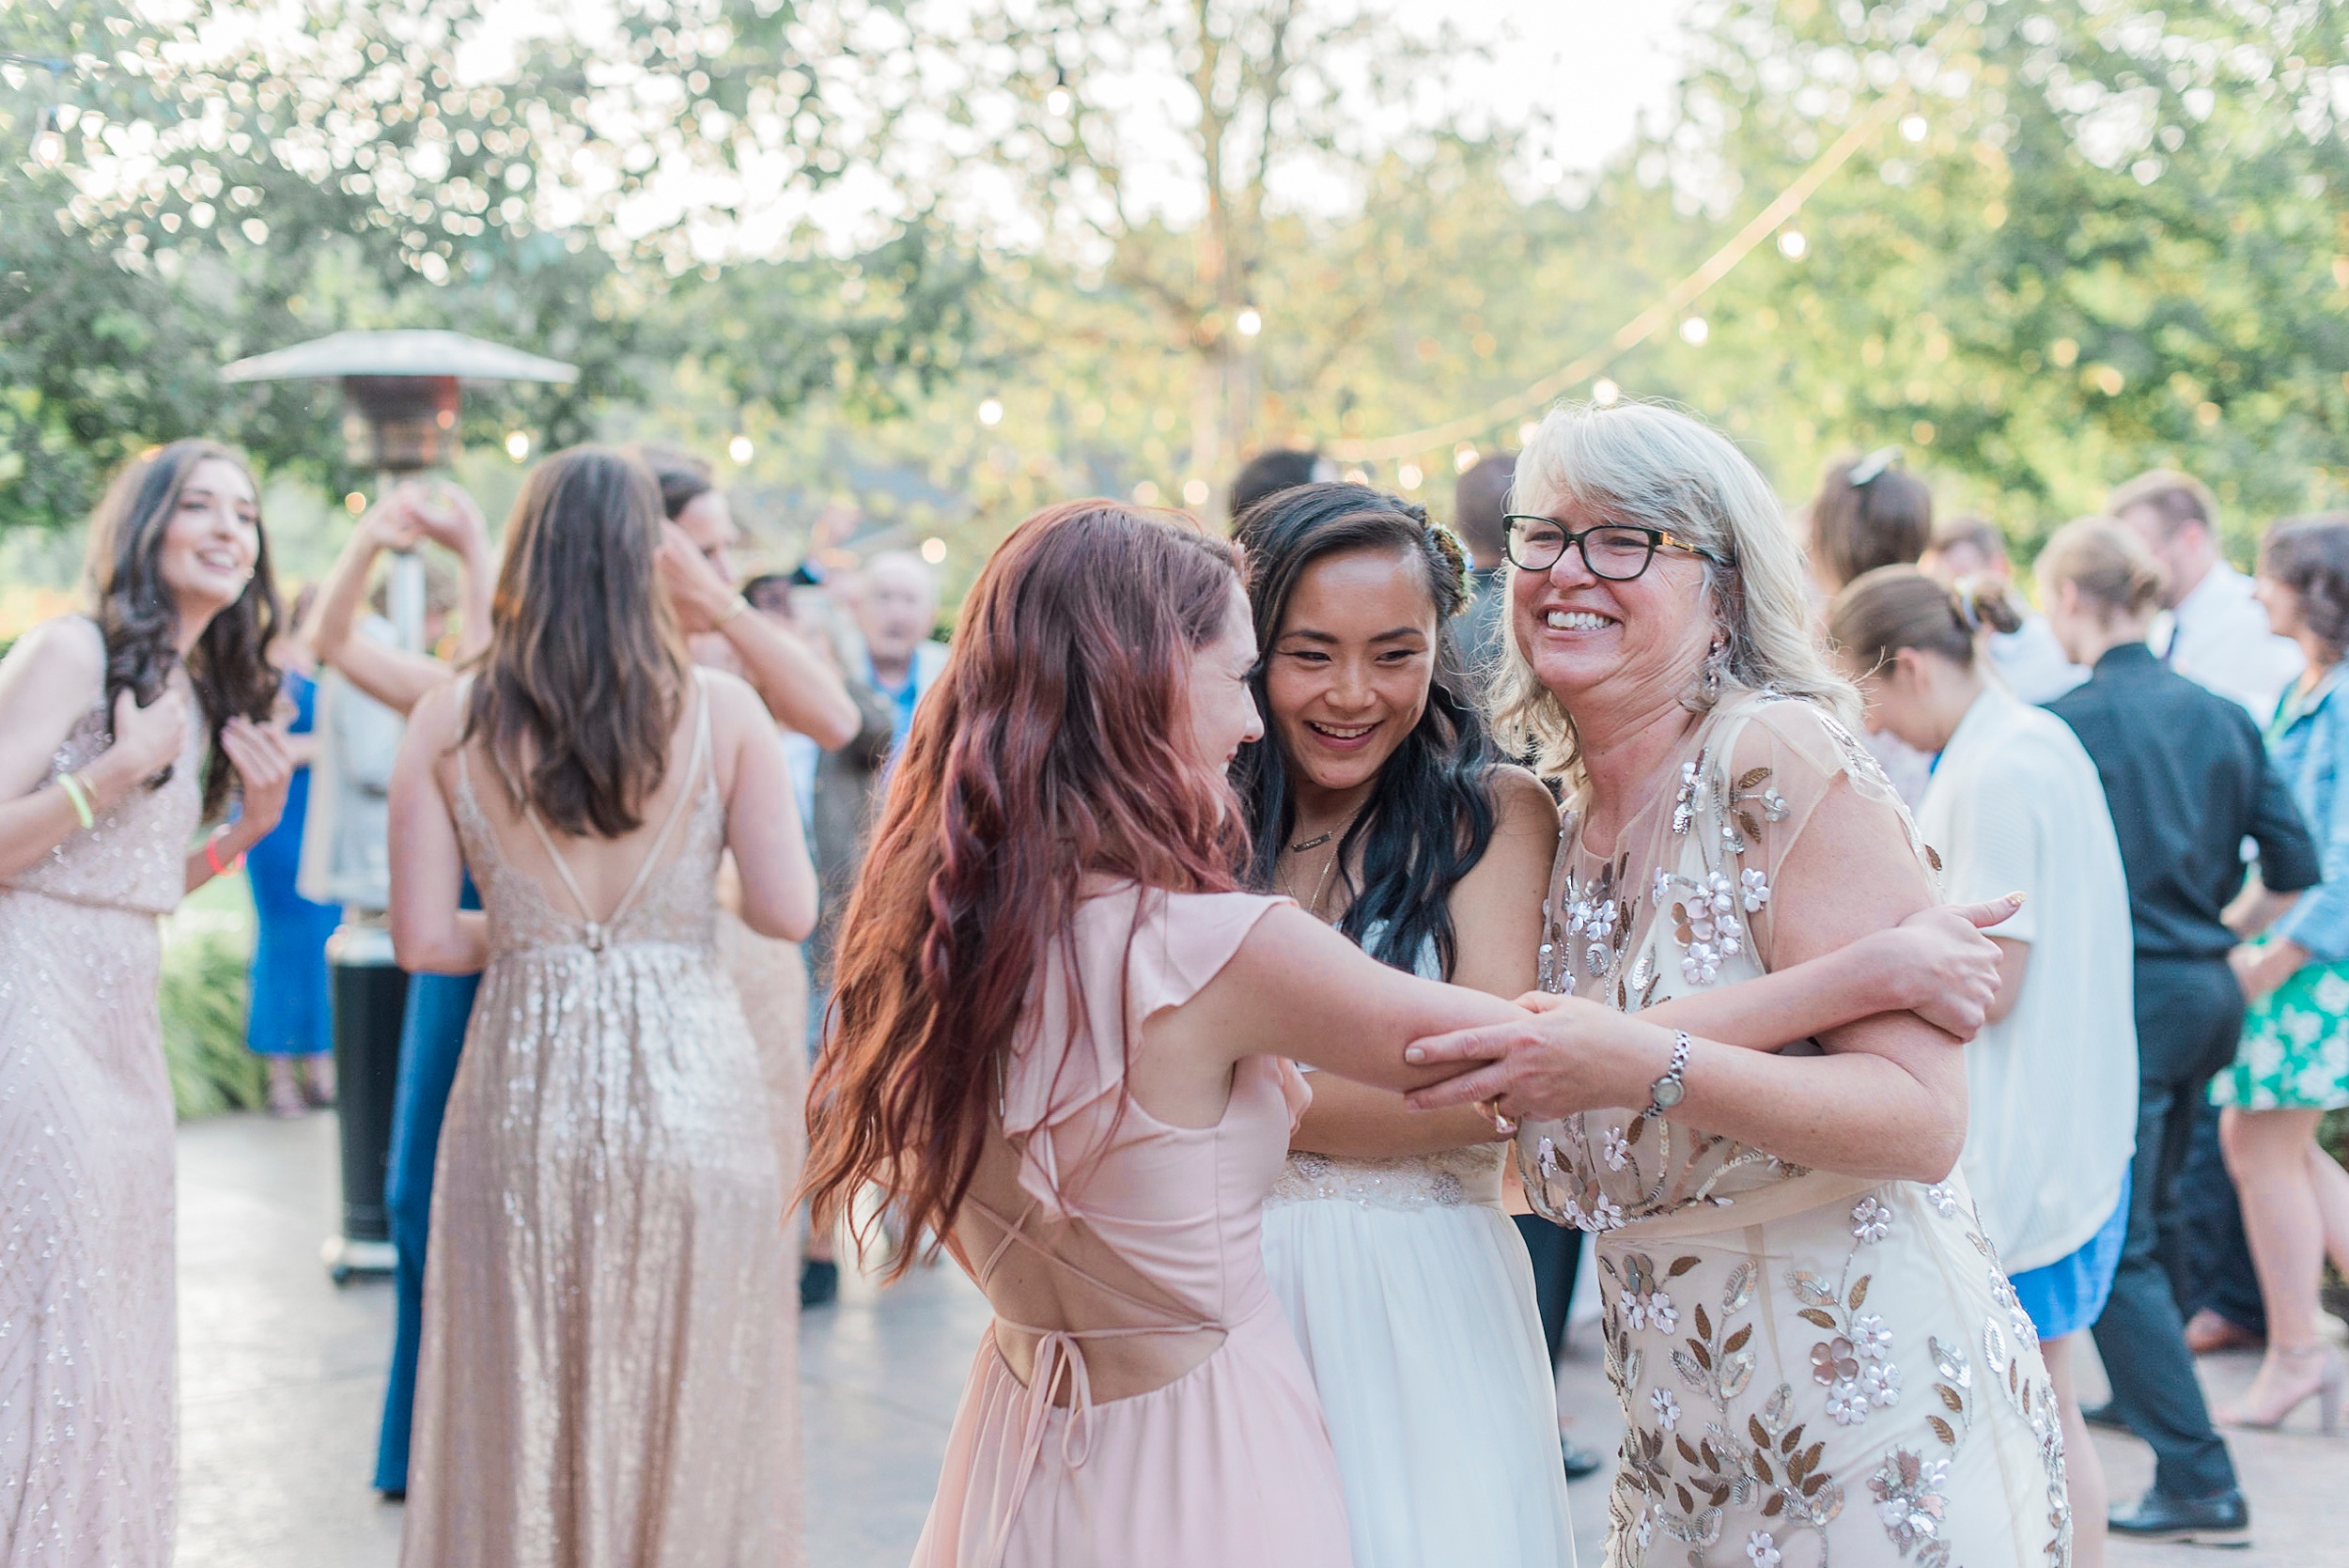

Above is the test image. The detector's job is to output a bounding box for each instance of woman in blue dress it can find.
[244,623,342,1116]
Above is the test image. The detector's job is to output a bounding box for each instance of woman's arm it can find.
[304,489,455,717]
[1290,766,1553,1158]
[180,717,296,894]
[708,673,819,941]
[655,524,861,749]
[0,621,190,881]
[2265,700,2349,966]
[387,683,489,973]
[1408,772,1972,1185]
[1635,896,2016,1047]
[1146,907,1528,1131]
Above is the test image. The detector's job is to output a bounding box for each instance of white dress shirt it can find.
[1920,686,2139,1274]
[2157,560,2307,721]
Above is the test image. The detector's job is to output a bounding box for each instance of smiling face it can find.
[1180,582,1266,775]
[1508,493,1719,720]
[157,457,261,623]
[1265,545,1438,801]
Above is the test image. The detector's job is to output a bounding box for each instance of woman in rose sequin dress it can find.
[1409,403,2069,1566]
[387,449,817,1567]
[0,442,293,1567]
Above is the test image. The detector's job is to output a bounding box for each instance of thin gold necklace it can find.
[1283,803,1365,919]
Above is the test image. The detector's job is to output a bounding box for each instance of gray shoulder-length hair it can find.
[1488,399,1859,790]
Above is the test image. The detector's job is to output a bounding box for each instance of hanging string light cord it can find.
[1326,31,1958,464]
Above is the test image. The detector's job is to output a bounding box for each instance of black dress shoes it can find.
[2108,1486,2250,1546]
[1560,1436,1606,1481]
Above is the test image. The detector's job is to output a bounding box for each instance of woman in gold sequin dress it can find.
[387,448,817,1567]
[1408,404,2068,1566]
[0,442,293,1566]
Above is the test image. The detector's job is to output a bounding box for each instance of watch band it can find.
[1645,1031,1691,1119]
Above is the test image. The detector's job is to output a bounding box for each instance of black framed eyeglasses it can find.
[1501,515,1729,581]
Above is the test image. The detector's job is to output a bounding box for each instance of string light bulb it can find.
[1236,307,1262,337]
[1046,87,1072,116]
[1778,229,1808,259]
[30,104,66,169]
[727,434,754,463]
[505,430,531,462]
[977,397,1003,427]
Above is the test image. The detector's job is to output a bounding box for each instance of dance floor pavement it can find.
[178,1111,2337,1566]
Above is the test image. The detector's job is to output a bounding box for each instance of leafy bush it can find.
[159,925,264,1119]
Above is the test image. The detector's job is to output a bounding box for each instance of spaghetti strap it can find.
[494,675,711,952]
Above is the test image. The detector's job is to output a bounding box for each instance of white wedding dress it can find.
[1262,935,1578,1568]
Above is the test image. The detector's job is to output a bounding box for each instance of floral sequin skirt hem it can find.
[1590,1177,2069,1568]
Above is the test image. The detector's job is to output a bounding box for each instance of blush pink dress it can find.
[911,884,1354,1568]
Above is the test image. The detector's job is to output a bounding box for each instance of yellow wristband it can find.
[55,770,94,830]
[713,595,750,629]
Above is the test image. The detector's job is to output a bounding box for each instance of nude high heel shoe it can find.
[2220,1342,2344,1434]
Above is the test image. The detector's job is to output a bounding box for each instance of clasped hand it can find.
[1396,895,2018,1125]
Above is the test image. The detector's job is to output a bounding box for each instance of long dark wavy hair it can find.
[463,446,691,837]
[85,440,284,820]
[1230,482,1496,979]
[802,501,1248,1274]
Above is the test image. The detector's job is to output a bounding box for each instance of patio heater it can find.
[220,330,575,1282]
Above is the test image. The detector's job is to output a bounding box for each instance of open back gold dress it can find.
[399,677,796,1567]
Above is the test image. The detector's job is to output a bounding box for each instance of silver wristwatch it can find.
[1644,1031,1691,1119]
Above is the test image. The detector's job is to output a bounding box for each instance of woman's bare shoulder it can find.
[1,614,104,689]
[1485,762,1562,835]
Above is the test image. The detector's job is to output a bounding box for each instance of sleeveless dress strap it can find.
[488,674,709,952]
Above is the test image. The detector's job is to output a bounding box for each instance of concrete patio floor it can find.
[177,1110,2340,1566]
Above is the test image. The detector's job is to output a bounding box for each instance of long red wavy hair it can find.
[802,501,1249,1274]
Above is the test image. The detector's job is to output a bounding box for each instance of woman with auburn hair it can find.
[0,440,295,1565]
[803,498,2005,1567]
[387,446,817,1566]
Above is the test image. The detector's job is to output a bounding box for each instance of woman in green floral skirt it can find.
[2215,513,2349,1435]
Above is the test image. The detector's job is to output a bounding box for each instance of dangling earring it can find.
[1699,637,1731,701]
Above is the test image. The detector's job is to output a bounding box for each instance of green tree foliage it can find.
[835,0,2349,562]
[1,0,981,535]
[1644,0,2349,551]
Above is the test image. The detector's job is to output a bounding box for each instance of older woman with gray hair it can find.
[1407,403,2067,1564]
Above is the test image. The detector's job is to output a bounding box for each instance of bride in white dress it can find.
[1234,485,1576,1566]
[1235,486,2016,1567]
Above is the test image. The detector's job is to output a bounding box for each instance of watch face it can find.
[1653,1077,1687,1109]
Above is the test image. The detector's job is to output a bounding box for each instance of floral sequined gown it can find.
[1515,691,2069,1568]
[400,684,796,1568]
[0,652,203,1567]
